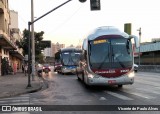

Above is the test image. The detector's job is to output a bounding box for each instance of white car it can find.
[134,64,138,72]
[36,64,43,72]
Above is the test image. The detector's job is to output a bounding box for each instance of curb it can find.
[0,76,49,99]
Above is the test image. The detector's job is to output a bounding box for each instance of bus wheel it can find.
[118,85,123,88]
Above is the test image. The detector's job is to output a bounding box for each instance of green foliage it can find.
[20,29,47,62]
[36,53,45,63]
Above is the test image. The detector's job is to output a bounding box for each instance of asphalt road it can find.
[0,68,160,114]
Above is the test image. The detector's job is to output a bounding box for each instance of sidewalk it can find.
[0,71,44,98]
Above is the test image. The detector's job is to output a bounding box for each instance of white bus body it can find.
[76,26,139,87]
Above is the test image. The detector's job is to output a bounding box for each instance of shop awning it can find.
[9,50,24,60]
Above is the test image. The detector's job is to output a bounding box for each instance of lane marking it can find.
[99,97,107,101]
[104,91,133,100]
[136,88,160,95]
[121,90,155,99]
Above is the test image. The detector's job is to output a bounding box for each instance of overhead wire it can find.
[47,4,84,35]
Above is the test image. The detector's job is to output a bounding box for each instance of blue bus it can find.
[54,47,82,74]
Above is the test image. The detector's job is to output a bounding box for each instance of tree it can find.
[19,29,47,62]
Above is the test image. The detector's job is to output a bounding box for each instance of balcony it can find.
[0,30,16,50]
[0,1,4,13]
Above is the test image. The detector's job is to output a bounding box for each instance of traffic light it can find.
[90,0,101,11]
[79,0,87,3]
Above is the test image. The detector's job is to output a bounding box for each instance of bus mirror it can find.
[129,35,139,48]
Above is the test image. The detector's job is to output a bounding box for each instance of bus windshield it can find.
[61,52,81,66]
[89,37,133,69]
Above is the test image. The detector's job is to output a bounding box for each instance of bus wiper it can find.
[98,54,109,69]
[115,57,126,68]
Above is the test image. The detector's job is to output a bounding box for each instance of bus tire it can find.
[118,85,123,88]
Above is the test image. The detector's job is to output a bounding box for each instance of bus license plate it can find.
[108,80,116,84]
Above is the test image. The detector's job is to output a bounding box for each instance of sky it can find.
[9,0,160,46]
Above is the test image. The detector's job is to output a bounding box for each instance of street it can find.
[0,67,160,114]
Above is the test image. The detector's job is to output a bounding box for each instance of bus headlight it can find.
[63,67,67,70]
[88,74,99,78]
[128,72,135,78]
[88,74,94,78]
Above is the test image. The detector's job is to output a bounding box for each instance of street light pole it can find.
[31,0,35,81]
[27,22,31,88]
[137,27,141,65]
[27,0,72,88]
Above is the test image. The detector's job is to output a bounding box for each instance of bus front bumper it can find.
[87,74,134,86]
[62,68,76,74]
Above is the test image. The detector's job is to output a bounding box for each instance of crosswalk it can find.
[0,85,160,105]
[0,94,31,105]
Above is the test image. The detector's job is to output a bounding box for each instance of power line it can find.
[47,4,83,35]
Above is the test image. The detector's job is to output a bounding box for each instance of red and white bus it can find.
[76,26,139,87]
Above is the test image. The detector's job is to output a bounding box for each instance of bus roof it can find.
[87,26,129,41]
[60,47,82,52]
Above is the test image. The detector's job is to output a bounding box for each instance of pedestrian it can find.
[13,62,17,74]
[24,64,28,76]
[22,64,24,73]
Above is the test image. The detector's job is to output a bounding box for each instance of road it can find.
[0,68,160,114]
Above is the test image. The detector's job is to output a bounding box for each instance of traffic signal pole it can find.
[27,22,32,87]
[27,0,72,88]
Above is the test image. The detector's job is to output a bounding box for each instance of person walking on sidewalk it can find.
[22,64,24,73]
[24,64,28,76]
[13,62,17,74]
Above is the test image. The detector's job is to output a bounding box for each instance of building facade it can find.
[0,0,15,76]
[0,1,23,76]
[52,42,65,57]
[135,41,160,65]
[9,10,23,72]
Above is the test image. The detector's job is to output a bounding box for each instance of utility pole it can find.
[27,0,73,88]
[27,22,31,88]
[137,27,141,65]
[31,0,35,81]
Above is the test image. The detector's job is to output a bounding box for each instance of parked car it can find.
[134,64,138,72]
[36,64,43,76]
[36,64,43,72]
[43,64,51,72]
[54,63,62,73]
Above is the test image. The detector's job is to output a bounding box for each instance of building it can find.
[0,1,23,76]
[52,42,65,57]
[9,10,24,73]
[134,41,160,65]
[42,40,53,57]
[43,42,65,64]
[9,10,18,28]
[43,47,53,57]
[0,0,16,76]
